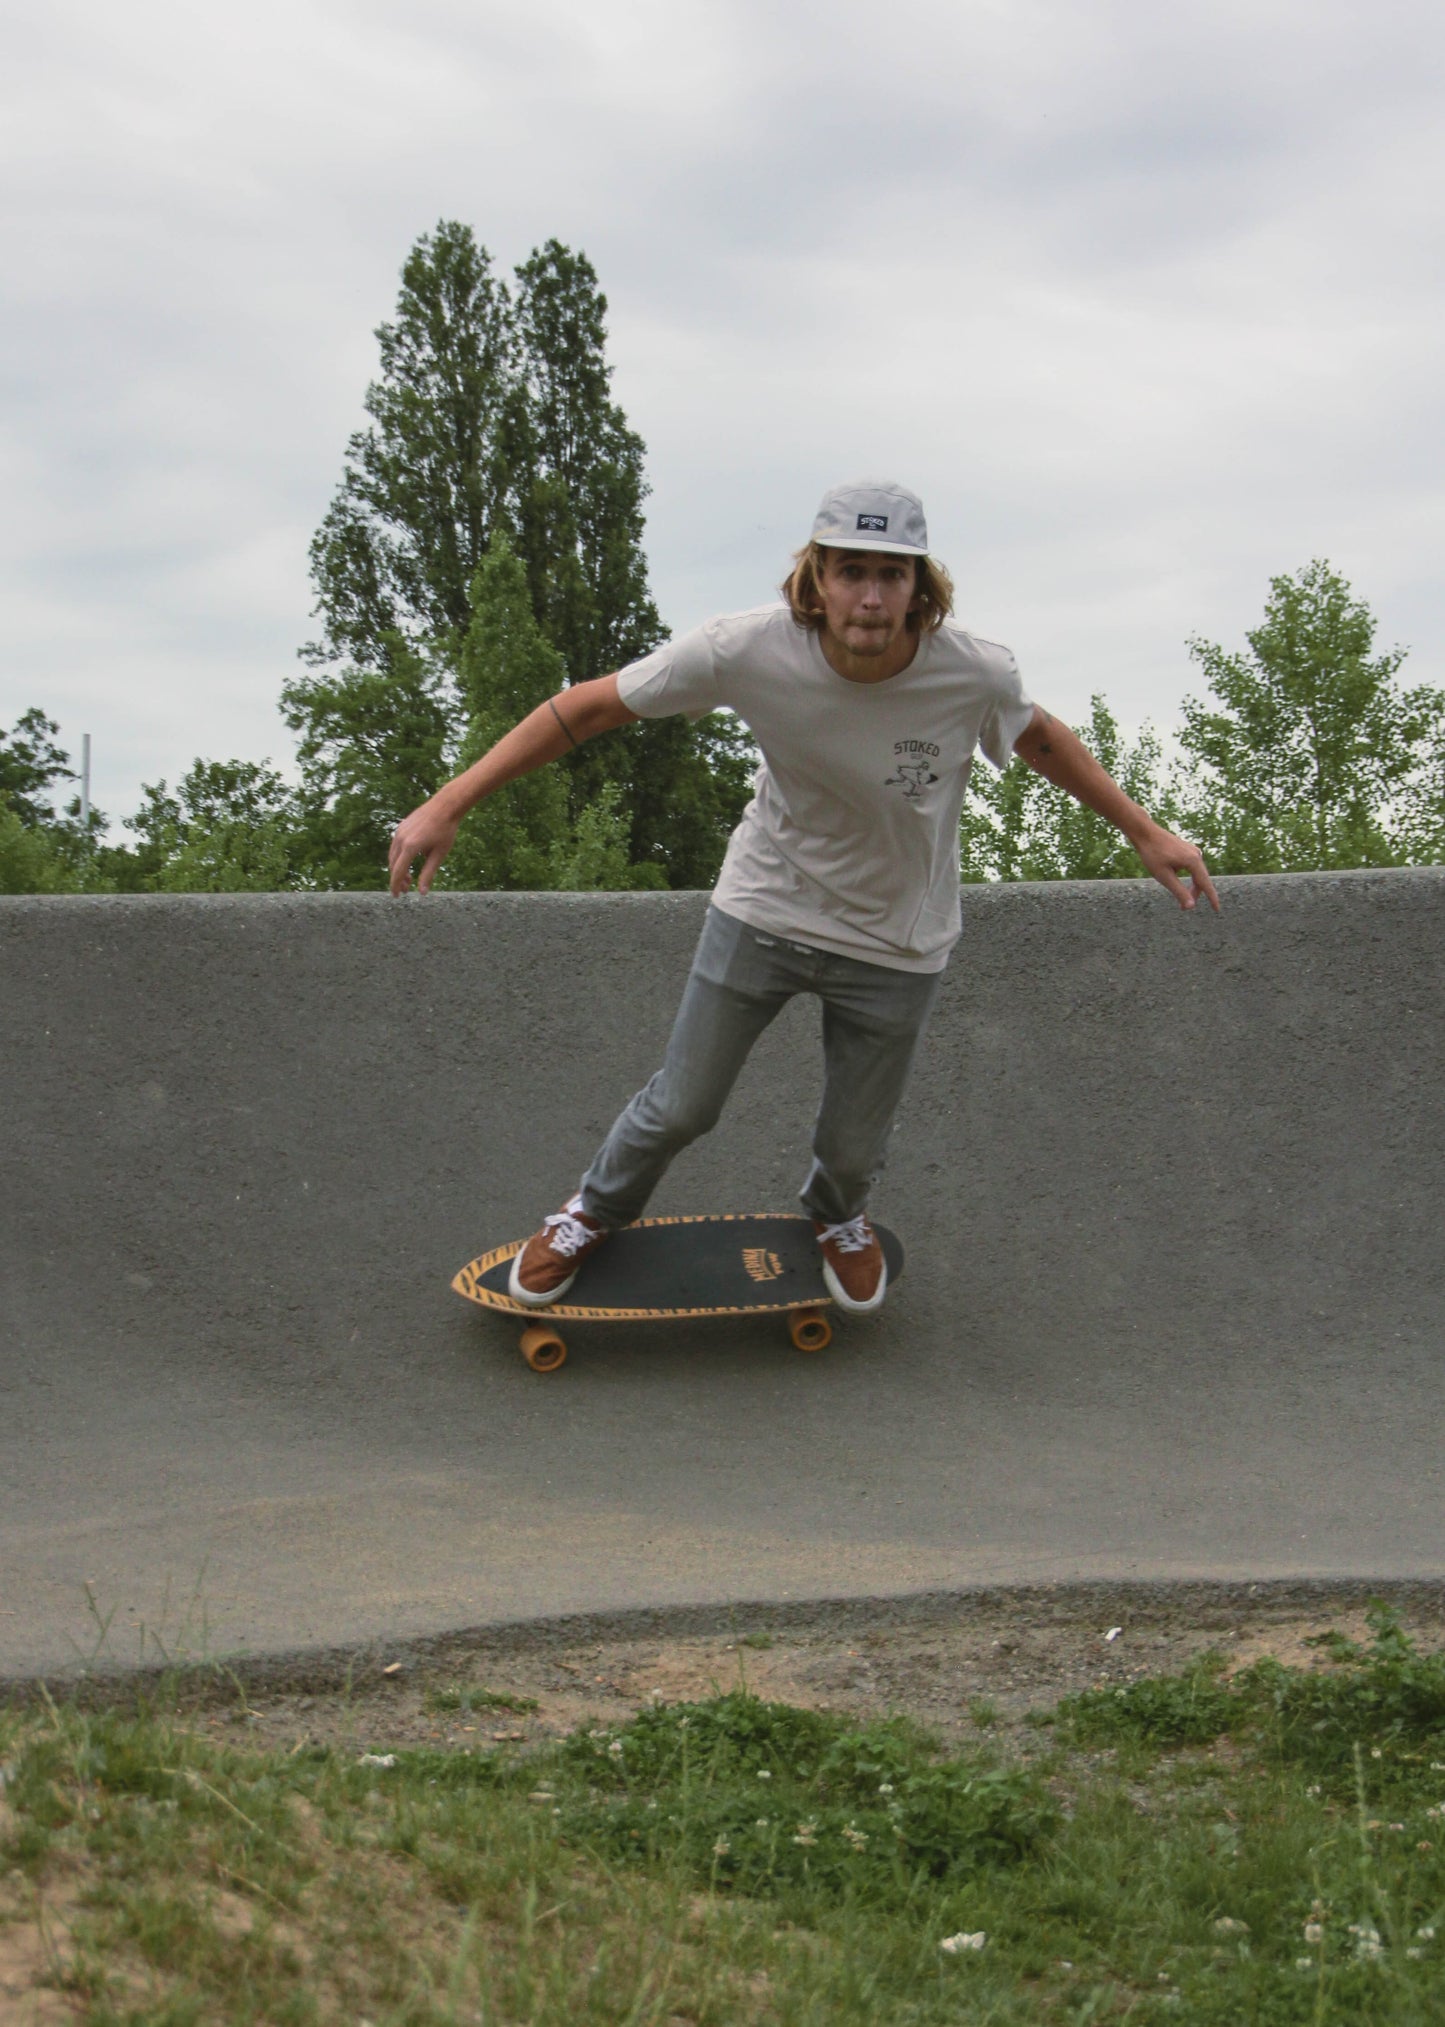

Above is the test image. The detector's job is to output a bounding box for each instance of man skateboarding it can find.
[389,479,1219,1317]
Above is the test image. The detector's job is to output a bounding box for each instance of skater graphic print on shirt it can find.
[885,739,942,799]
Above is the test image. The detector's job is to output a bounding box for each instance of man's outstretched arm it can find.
[1012,704,1221,913]
[388,674,638,896]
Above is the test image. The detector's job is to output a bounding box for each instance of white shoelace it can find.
[817,1214,874,1253]
[542,1210,598,1258]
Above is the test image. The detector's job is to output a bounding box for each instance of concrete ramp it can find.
[2,873,1442,1679]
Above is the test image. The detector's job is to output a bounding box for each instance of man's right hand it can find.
[388,799,460,896]
[386,675,636,896]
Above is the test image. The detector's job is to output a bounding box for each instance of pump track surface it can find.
[2,872,1441,1685]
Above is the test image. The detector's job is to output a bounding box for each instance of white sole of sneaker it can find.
[820,1258,888,1315]
[507,1254,579,1307]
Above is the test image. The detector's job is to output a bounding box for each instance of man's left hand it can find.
[1133,826,1221,913]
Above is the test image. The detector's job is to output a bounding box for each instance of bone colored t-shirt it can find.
[616,603,1033,973]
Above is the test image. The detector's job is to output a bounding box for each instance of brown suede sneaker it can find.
[813,1213,887,1314]
[508,1197,610,1307]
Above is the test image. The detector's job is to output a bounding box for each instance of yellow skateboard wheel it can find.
[789,1307,832,1352]
[519,1325,568,1373]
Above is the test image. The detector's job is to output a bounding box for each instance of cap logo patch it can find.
[856,512,888,532]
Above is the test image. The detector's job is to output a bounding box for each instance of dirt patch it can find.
[0,1872,87,2023]
[122,1583,1444,1760]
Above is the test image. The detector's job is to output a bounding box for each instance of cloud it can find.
[2,0,1440,821]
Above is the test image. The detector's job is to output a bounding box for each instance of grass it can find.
[422,1687,541,1717]
[1,1609,1443,2022]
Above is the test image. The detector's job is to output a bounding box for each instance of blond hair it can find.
[780,541,954,636]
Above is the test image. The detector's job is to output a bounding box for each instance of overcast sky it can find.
[3,0,1441,826]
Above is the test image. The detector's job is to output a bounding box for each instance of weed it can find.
[1059,1652,1236,1746]
[1243,1605,1445,1789]
[423,1685,541,1716]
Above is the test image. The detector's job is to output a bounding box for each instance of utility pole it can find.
[80,734,91,832]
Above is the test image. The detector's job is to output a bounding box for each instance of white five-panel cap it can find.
[810,479,930,558]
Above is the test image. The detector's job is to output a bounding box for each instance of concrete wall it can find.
[2,872,1442,1674]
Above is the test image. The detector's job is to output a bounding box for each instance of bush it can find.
[1241,1605,1445,1784]
[1057,1606,1445,1797]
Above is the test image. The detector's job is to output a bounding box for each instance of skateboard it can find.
[452,1213,904,1373]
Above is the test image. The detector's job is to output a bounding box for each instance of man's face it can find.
[815,548,919,658]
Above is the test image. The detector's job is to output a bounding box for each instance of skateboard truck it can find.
[516,1303,831,1373]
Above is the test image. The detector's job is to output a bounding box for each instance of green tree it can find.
[294,222,753,892]
[545,780,666,891]
[282,637,454,889]
[445,539,573,890]
[0,801,79,893]
[615,709,759,889]
[0,708,74,827]
[1177,559,1438,871]
[0,707,113,886]
[960,697,1174,883]
[505,241,753,886]
[304,221,514,670]
[508,241,662,691]
[124,760,307,892]
[1396,704,1445,865]
[445,540,667,892]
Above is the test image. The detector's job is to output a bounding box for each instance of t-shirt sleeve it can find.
[976,648,1035,770]
[615,624,721,721]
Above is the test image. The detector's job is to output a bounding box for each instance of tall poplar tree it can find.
[507,241,662,690]
[302,222,513,669]
[504,242,756,885]
[292,222,752,891]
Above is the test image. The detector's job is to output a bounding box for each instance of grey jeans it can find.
[580,905,943,1228]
